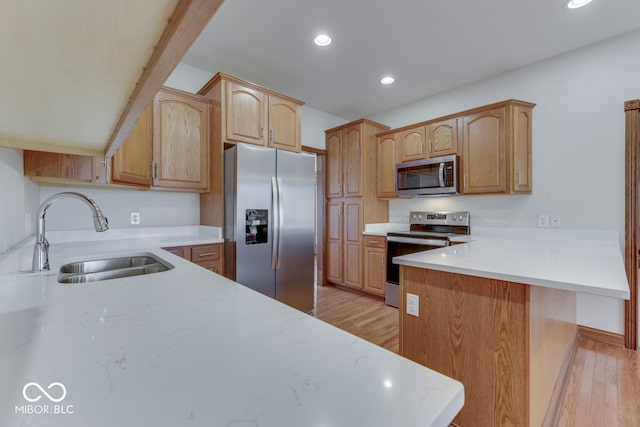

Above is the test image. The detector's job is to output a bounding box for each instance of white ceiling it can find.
[182,0,640,120]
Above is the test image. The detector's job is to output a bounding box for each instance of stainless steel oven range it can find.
[385,211,470,307]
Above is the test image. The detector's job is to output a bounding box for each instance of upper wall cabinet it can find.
[461,100,534,195]
[111,87,210,192]
[377,132,399,199]
[200,73,303,153]
[428,118,458,157]
[398,127,427,162]
[375,99,534,198]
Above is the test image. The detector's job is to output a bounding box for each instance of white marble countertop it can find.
[0,228,464,427]
[393,229,630,300]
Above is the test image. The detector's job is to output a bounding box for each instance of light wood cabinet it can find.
[428,118,458,157]
[326,200,343,284]
[343,199,363,289]
[376,99,534,198]
[461,107,506,194]
[460,100,534,195]
[152,88,210,191]
[206,73,303,152]
[376,132,399,198]
[162,242,223,275]
[364,235,386,297]
[110,87,210,192]
[197,73,303,238]
[398,126,426,162]
[23,151,108,185]
[343,124,363,197]
[326,129,343,198]
[324,119,389,295]
[112,104,153,187]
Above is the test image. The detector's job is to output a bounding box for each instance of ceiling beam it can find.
[104,0,224,158]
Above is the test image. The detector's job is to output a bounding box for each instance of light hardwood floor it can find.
[316,284,640,426]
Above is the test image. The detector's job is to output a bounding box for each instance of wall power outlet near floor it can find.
[406,293,419,317]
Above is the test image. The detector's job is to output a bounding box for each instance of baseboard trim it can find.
[578,325,625,347]
[542,328,579,427]
[331,284,386,302]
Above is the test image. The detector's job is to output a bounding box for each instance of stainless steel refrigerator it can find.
[224,143,315,312]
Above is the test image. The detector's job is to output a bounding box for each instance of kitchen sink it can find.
[57,253,174,284]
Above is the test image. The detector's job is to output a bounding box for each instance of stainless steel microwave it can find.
[395,155,459,197]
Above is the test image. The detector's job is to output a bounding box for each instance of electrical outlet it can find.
[550,216,561,228]
[406,293,419,317]
[130,212,140,225]
[537,214,549,228]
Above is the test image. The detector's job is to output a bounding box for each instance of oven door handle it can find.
[386,236,449,246]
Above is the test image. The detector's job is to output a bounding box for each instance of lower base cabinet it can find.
[364,236,386,297]
[162,243,223,274]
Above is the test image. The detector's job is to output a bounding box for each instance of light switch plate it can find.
[406,293,419,317]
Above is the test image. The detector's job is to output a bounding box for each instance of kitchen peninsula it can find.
[394,233,629,426]
[0,229,463,427]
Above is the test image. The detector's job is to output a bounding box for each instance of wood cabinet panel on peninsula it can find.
[400,266,576,426]
[324,119,389,295]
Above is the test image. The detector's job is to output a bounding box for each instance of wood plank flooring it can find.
[315,284,398,353]
[316,285,640,426]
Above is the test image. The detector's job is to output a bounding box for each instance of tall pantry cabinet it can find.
[325,119,390,294]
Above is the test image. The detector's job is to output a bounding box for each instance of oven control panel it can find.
[409,211,470,226]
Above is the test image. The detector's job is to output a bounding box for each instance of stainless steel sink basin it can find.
[57,253,174,284]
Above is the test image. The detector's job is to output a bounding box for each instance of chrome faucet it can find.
[32,192,109,272]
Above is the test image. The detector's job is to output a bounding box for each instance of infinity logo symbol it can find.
[22,382,67,403]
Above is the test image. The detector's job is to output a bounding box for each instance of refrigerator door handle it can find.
[271,176,279,269]
[276,177,284,269]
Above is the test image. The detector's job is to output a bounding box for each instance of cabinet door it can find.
[399,127,426,162]
[326,129,343,198]
[461,107,506,194]
[377,133,398,198]
[24,151,105,183]
[268,95,301,152]
[343,124,363,197]
[510,105,532,193]
[153,90,210,191]
[112,104,153,186]
[428,118,458,157]
[326,200,343,284]
[364,247,385,297]
[343,199,363,289]
[225,81,267,146]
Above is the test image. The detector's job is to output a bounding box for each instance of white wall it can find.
[0,148,39,252]
[38,186,200,231]
[301,105,347,150]
[370,30,640,334]
[164,62,214,93]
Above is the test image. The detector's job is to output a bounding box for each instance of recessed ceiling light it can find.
[314,34,332,47]
[380,76,395,85]
[566,0,593,9]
